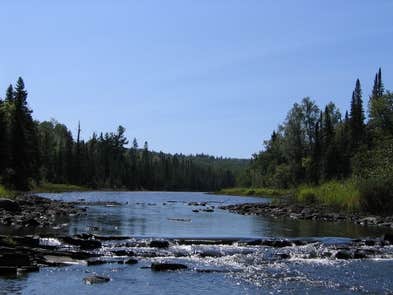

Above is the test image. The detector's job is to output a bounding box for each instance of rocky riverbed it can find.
[1,233,393,283]
[0,195,84,229]
[220,202,393,228]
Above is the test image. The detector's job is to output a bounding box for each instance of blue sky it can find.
[0,1,392,158]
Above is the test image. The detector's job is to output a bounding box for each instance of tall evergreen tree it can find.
[10,77,38,190]
[349,79,365,149]
[0,99,7,173]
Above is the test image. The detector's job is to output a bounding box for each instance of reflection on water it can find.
[40,191,391,239]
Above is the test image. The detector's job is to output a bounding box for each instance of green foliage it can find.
[0,184,14,199]
[250,68,393,213]
[352,139,393,214]
[32,183,89,193]
[296,180,360,211]
[216,187,291,197]
[0,78,240,192]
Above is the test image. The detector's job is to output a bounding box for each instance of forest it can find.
[249,68,393,213]
[0,78,238,192]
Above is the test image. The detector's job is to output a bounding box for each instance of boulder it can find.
[383,233,393,244]
[86,259,107,266]
[151,262,188,271]
[0,253,31,266]
[0,266,17,276]
[150,240,169,248]
[83,275,110,285]
[0,199,21,212]
[335,250,353,260]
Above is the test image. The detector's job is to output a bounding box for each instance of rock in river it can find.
[0,199,21,212]
[151,263,188,271]
[83,275,110,285]
[150,240,169,248]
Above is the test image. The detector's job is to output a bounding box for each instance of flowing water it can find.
[0,191,392,294]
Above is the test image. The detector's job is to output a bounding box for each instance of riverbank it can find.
[220,201,393,228]
[214,187,291,197]
[0,194,84,229]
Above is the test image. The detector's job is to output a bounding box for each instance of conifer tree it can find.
[349,79,365,149]
[0,99,7,173]
[10,77,38,190]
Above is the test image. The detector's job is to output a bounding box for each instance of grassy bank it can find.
[0,184,15,199]
[217,181,361,212]
[295,180,360,211]
[215,187,292,197]
[32,183,89,193]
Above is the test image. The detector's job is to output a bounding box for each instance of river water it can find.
[0,191,392,294]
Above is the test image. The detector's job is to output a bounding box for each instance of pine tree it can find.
[10,77,39,190]
[349,79,365,149]
[377,68,384,97]
[0,99,7,173]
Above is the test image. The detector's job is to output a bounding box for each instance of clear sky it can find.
[0,1,392,158]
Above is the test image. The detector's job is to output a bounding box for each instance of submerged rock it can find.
[151,262,188,271]
[83,275,110,285]
[150,240,169,248]
[118,258,138,265]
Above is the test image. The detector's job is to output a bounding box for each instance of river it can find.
[0,191,392,294]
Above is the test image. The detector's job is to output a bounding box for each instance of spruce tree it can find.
[349,79,365,149]
[10,77,38,190]
[0,99,6,173]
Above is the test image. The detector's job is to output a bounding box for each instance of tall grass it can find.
[215,187,291,197]
[0,184,14,199]
[296,180,360,211]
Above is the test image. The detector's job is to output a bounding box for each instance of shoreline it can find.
[220,201,393,229]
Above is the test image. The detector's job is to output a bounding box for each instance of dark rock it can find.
[335,250,353,260]
[118,258,138,265]
[111,249,135,256]
[364,240,376,246]
[0,253,31,266]
[275,253,291,259]
[202,208,214,212]
[17,265,40,273]
[261,240,292,248]
[354,250,367,259]
[383,233,393,244]
[0,199,21,212]
[150,240,169,248]
[192,209,199,213]
[83,275,110,285]
[14,236,40,247]
[62,237,102,250]
[151,263,188,271]
[245,239,262,246]
[22,218,40,227]
[86,259,107,266]
[0,266,17,276]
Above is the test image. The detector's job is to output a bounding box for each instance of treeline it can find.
[0,78,235,191]
[250,68,393,213]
